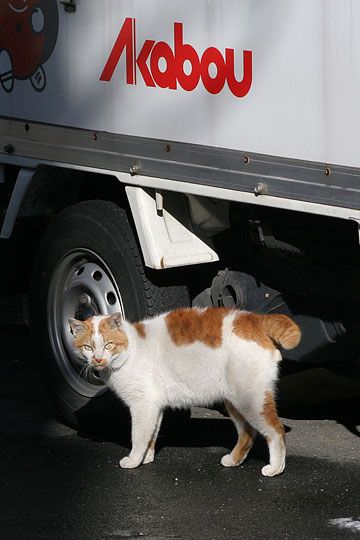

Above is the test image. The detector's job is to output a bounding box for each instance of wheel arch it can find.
[0,166,130,299]
[29,199,190,427]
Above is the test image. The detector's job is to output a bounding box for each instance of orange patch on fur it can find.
[73,319,95,348]
[225,401,255,464]
[165,307,231,348]
[233,312,301,351]
[147,438,156,451]
[262,391,284,437]
[133,322,146,339]
[99,318,129,353]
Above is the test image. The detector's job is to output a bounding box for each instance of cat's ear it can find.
[107,312,123,330]
[68,318,87,337]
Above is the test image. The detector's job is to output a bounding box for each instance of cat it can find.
[69,307,301,476]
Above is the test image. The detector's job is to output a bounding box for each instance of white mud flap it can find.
[126,186,219,269]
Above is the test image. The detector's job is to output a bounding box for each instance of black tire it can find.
[30,200,189,430]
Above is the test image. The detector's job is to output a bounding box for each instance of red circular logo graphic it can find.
[0,0,59,92]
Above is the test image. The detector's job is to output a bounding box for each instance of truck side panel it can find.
[1,0,360,168]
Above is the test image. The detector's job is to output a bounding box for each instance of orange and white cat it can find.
[69,307,300,476]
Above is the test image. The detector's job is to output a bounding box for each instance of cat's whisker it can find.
[84,364,93,382]
[79,362,87,376]
[78,361,90,381]
[77,364,85,379]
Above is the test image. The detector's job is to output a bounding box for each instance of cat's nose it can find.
[92,358,108,369]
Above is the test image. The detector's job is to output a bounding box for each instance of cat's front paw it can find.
[119,456,142,469]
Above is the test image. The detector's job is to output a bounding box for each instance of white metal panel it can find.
[1,1,360,167]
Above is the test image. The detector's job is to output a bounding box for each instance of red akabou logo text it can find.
[100,18,253,97]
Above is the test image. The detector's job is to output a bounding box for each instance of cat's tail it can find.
[263,314,301,350]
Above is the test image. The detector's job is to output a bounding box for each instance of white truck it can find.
[1,0,359,426]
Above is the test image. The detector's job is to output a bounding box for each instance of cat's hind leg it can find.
[258,391,286,477]
[120,403,161,469]
[143,411,163,464]
[221,400,256,467]
[238,391,286,477]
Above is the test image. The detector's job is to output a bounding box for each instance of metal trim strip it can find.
[1,117,360,210]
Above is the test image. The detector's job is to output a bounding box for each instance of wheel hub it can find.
[47,250,124,397]
[74,293,97,321]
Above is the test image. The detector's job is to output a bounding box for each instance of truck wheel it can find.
[30,200,189,430]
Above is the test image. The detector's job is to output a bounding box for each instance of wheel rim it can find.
[47,249,124,397]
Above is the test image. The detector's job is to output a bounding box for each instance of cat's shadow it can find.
[76,362,360,453]
[75,361,360,463]
[76,407,272,464]
[76,387,360,463]
[278,364,360,438]
[76,405,236,451]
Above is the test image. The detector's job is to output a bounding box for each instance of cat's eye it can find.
[104,342,114,351]
[82,344,94,352]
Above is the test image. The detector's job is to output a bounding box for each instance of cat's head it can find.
[68,313,129,371]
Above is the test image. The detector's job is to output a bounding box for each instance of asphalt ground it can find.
[0,327,359,540]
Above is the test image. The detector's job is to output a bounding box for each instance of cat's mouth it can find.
[91,361,109,370]
[90,364,111,383]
